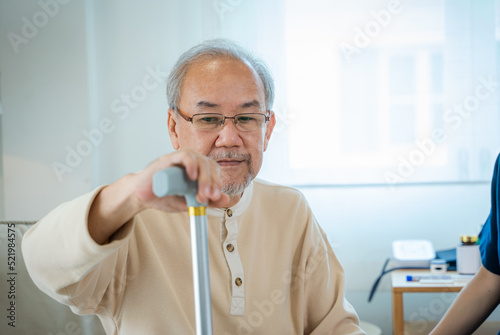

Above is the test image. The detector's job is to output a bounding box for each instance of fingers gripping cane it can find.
[152,167,213,335]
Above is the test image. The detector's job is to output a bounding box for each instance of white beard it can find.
[221,173,253,196]
[208,150,254,197]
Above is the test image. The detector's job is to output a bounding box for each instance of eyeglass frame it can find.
[174,107,271,131]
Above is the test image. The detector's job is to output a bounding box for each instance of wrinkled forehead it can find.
[180,56,266,106]
[185,55,264,89]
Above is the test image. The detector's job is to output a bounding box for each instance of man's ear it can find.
[263,111,276,152]
[167,108,180,150]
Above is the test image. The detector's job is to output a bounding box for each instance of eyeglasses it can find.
[175,108,271,132]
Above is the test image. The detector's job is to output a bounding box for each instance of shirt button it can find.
[226,244,235,252]
[235,277,243,286]
[226,208,233,217]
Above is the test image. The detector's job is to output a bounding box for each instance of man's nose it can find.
[215,119,244,147]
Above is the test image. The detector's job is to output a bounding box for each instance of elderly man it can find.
[22,39,364,335]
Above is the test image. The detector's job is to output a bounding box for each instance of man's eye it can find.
[237,116,256,123]
[198,116,221,123]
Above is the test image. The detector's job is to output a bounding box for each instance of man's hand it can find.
[88,150,229,244]
[132,149,230,211]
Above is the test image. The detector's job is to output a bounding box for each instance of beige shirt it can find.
[22,179,364,335]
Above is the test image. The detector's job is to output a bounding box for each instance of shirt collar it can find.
[206,180,253,218]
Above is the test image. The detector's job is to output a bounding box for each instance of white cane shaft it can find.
[190,213,213,335]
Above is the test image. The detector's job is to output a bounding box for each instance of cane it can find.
[152,167,213,335]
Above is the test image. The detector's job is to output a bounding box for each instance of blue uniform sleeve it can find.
[479,154,500,275]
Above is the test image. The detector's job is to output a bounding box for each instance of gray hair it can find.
[166,39,275,111]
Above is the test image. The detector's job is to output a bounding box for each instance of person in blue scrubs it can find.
[430,154,500,335]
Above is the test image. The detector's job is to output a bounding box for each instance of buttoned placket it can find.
[208,182,253,317]
[221,207,245,315]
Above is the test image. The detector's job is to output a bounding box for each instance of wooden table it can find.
[391,270,473,335]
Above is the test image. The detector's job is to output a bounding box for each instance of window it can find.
[261,0,500,187]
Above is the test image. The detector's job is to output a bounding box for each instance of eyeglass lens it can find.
[192,114,266,131]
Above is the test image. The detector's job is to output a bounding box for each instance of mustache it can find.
[208,150,251,162]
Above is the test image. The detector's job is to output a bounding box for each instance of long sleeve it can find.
[21,187,135,315]
[304,219,364,335]
[291,198,364,335]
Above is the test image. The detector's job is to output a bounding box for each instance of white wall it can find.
[0,0,93,217]
[0,0,205,217]
[0,1,498,334]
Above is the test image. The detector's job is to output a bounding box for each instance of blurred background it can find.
[1,0,499,333]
